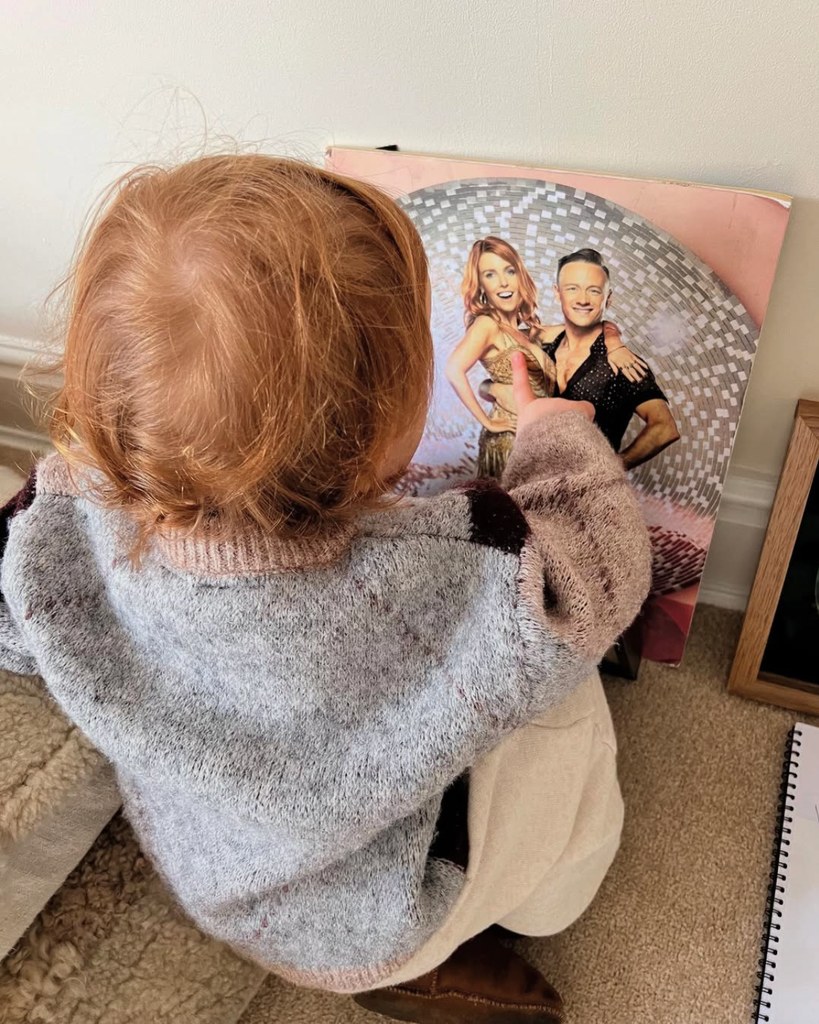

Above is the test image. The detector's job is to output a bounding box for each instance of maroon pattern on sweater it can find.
[459,478,530,556]
[0,468,37,575]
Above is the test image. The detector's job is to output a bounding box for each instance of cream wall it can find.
[2,0,818,603]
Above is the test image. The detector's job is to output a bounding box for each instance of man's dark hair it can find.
[556,247,610,283]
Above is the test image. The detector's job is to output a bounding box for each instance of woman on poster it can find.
[445,236,646,478]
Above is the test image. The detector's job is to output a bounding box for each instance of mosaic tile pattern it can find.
[398,177,760,595]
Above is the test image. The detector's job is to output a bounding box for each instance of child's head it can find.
[44,154,432,552]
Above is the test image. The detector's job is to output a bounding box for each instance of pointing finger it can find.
[511,350,536,412]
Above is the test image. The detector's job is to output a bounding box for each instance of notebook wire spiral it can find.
[754,725,802,1023]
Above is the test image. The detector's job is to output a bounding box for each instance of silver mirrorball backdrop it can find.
[398,178,760,594]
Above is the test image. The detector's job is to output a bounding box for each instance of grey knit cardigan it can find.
[0,414,651,992]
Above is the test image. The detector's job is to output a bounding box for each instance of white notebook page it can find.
[763,722,819,1024]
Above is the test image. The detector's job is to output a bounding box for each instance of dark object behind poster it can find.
[760,465,819,689]
[601,619,643,680]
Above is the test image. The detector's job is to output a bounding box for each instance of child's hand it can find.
[511,351,594,432]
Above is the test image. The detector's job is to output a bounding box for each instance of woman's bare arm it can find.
[445,319,514,432]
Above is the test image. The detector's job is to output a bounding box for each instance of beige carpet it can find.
[1,583,814,1021]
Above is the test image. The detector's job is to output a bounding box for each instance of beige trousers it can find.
[375,671,624,988]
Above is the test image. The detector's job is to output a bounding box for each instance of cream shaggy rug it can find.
[0,814,265,1023]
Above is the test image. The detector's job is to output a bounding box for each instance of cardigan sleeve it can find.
[0,470,38,676]
[500,411,652,715]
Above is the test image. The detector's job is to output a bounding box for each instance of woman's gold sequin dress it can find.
[477,344,555,479]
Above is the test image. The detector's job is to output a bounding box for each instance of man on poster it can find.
[542,248,680,469]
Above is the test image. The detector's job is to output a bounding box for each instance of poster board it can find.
[328,147,791,665]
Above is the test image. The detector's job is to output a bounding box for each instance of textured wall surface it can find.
[1,0,817,480]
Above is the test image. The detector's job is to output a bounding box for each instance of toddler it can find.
[0,155,651,1024]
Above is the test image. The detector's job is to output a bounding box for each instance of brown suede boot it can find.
[352,928,563,1023]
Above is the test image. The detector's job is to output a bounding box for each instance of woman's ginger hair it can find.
[461,236,541,331]
[33,154,432,559]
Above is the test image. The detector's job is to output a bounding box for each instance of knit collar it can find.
[152,519,357,576]
[35,451,358,577]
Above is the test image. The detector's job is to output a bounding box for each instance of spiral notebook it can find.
[755,722,819,1023]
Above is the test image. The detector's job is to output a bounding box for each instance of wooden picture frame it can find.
[728,399,819,713]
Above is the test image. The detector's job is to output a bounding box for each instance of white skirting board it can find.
[0,425,51,458]
[0,334,38,367]
[698,471,776,610]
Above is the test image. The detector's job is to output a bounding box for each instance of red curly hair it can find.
[35,155,432,560]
